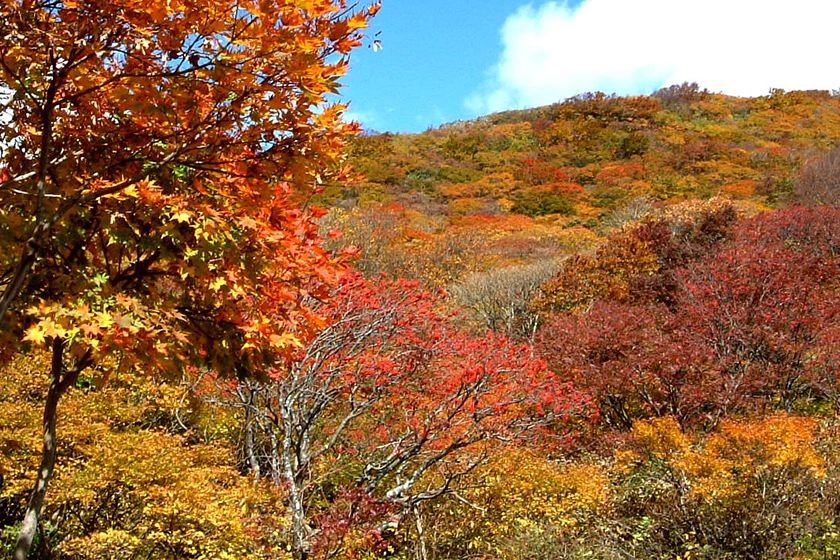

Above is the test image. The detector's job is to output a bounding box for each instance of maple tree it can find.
[210,272,591,558]
[537,205,840,429]
[0,1,379,557]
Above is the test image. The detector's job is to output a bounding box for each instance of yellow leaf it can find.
[269,333,302,348]
[41,319,66,339]
[210,277,226,292]
[97,311,114,329]
[23,325,46,345]
[172,211,192,223]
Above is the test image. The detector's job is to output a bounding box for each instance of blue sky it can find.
[341,0,840,133]
[341,1,538,133]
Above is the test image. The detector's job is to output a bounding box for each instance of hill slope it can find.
[320,86,840,285]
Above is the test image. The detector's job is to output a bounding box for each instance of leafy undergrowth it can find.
[0,355,287,560]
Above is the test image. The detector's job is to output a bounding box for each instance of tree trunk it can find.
[14,339,66,560]
[413,504,429,560]
[242,387,261,483]
[282,419,309,560]
[1,76,57,327]
[244,413,261,482]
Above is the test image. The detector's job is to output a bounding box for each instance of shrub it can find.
[794,145,840,205]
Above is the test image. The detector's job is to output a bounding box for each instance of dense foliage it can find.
[0,0,375,557]
[3,2,840,557]
[537,205,840,429]
[322,87,840,289]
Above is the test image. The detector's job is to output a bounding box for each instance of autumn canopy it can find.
[3,1,840,559]
[0,0,377,557]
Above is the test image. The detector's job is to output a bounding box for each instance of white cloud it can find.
[468,0,840,114]
[343,107,384,131]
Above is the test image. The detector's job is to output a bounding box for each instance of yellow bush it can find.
[424,449,610,558]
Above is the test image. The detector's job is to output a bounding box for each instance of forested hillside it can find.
[322,86,840,287]
[1,2,840,557]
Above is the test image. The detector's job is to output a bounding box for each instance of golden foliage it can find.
[0,354,283,559]
[534,234,659,312]
[624,414,825,502]
[425,449,609,558]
